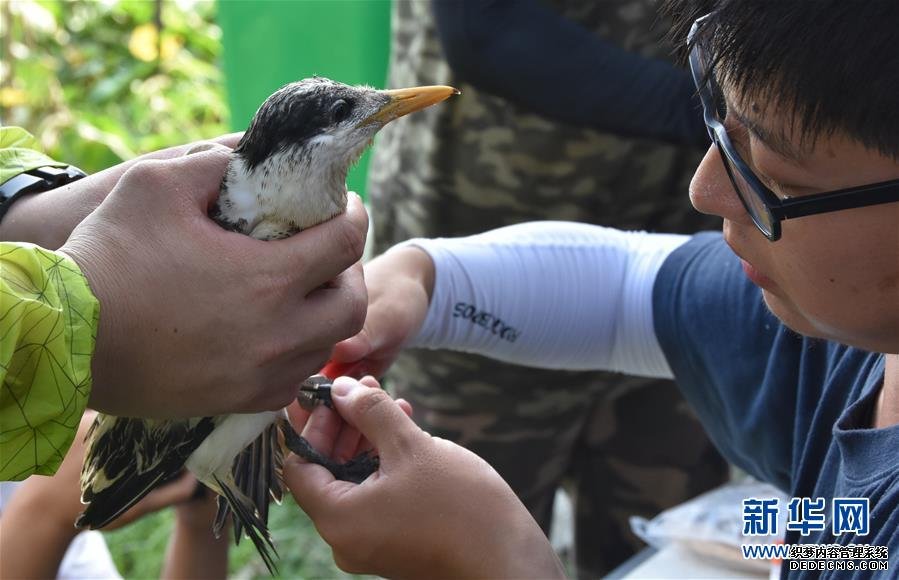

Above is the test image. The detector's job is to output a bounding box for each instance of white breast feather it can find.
[225,151,346,233]
[185,410,285,480]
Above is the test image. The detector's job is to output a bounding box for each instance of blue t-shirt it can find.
[653,233,898,579]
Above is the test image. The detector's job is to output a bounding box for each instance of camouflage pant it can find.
[369,3,730,573]
[385,350,729,577]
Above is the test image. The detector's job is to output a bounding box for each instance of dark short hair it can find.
[663,0,899,160]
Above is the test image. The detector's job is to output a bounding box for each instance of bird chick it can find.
[76,77,457,574]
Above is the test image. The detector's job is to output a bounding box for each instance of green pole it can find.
[218,0,391,199]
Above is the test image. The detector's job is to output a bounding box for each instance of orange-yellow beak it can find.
[360,85,459,126]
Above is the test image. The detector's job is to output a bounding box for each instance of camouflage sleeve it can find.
[432,0,710,147]
[401,222,688,375]
[0,243,100,480]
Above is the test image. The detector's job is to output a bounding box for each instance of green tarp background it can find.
[218,0,391,199]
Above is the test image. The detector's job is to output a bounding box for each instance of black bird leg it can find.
[281,426,379,484]
[286,375,379,484]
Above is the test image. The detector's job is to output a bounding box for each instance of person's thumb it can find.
[329,377,421,456]
[329,329,373,366]
[283,454,344,522]
[112,144,230,211]
[166,143,233,209]
[328,308,405,379]
[327,305,410,379]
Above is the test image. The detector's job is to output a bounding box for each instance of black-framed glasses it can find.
[687,13,899,241]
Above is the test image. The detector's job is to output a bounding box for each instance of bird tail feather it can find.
[213,474,279,575]
[213,423,284,575]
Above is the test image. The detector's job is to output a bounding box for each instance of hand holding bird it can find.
[60,147,370,418]
[75,78,457,573]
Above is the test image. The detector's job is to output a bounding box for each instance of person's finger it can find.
[266,194,369,292]
[333,422,364,462]
[166,145,234,208]
[142,133,240,161]
[283,456,349,523]
[332,373,381,460]
[295,264,367,348]
[329,333,372,364]
[240,264,365,370]
[212,132,243,148]
[300,403,343,457]
[328,325,395,380]
[396,398,414,418]
[329,377,421,457]
[240,347,334,413]
[119,146,233,213]
[344,380,408,457]
[182,141,221,155]
[358,375,380,389]
[320,358,368,379]
[328,306,402,379]
[286,400,313,432]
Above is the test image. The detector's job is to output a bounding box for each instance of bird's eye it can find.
[330,99,352,123]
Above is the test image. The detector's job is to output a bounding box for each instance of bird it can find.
[75,77,457,573]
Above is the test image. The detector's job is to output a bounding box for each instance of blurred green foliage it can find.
[104,495,361,579]
[0,0,229,173]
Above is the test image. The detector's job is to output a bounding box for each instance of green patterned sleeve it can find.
[0,127,67,185]
[0,242,100,480]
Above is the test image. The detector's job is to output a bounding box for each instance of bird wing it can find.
[212,421,284,574]
[77,414,216,529]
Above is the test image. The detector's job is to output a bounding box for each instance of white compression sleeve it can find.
[396,221,688,378]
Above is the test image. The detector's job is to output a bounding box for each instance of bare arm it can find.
[0,133,241,248]
[160,489,229,580]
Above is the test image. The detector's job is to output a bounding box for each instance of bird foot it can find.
[290,375,379,483]
[281,419,379,484]
[327,449,380,484]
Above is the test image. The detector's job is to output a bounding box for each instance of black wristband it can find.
[0,165,87,222]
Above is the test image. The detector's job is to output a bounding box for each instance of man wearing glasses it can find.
[283,1,898,577]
